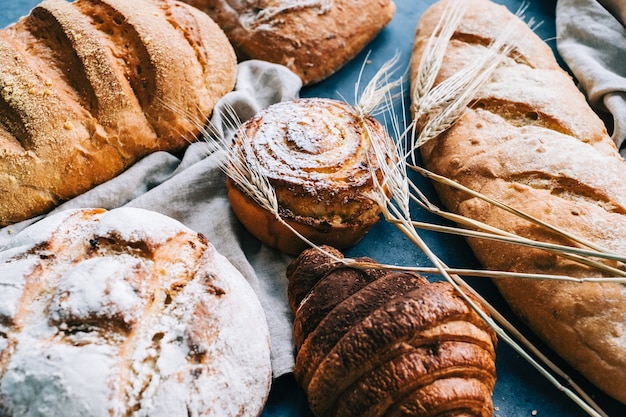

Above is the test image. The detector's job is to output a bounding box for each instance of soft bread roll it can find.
[0,0,236,226]
[0,207,271,416]
[411,0,626,404]
[226,97,392,255]
[287,246,497,417]
[180,0,395,85]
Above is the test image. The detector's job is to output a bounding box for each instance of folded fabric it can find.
[0,60,303,378]
[556,0,626,155]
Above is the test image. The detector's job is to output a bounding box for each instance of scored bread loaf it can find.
[287,246,498,417]
[411,0,626,404]
[180,0,396,85]
[0,0,237,226]
[0,207,271,416]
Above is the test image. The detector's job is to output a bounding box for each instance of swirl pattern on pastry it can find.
[227,98,393,254]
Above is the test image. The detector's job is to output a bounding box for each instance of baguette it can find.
[410,0,626,404]
[0,0,237,226]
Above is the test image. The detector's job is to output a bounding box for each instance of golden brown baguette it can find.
[180,0,395,85]
[0,0,237,226]
[0,207,271,416]
[287,246,497,417]
[410,0,626,404]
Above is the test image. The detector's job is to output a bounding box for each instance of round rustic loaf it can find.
[0,207,271,416]
[0,0,237,226]
[226,98,392,255]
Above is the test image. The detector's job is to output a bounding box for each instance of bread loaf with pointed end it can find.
[0,207,271,416]
[410,0,626,404]
[0,0,236,226]
[287,246,497,417]
[180,0,395,85]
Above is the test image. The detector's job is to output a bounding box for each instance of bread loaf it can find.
[287,246,497,417]
[0,207,271,416]
[179,0,395,85]
[0,0,237,226]
[226,97,392,255]
[411,0,626,404]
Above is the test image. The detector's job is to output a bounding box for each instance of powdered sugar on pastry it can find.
[0,207,271,416]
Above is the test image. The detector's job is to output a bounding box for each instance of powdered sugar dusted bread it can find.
[0,208,271,416]
[226,98,393,255]
[181,0,396,85]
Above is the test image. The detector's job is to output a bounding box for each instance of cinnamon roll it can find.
[226,97,393,255]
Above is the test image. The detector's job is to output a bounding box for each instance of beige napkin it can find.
[0,60,303,378]
[556,0,626,154]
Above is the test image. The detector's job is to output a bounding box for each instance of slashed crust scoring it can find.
[0,0,237,226]
[411,0,626,404]
[181,0,396,85]
[0,208,271,416]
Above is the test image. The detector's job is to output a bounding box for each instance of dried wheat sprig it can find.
[366,104,609,417]
[412,165,616,255]
[354,51,405,118]
[412,0,467,109]
[404,218,626,272]
[338,259,626,284]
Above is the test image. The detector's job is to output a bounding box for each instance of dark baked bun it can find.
[180,0,396,85]
[226,98,393,255]
[0,207,271,416]
[287,246,498,417]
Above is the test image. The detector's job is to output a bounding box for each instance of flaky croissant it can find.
[287,246,497,417]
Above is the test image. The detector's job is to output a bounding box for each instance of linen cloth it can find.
[556,0,626,155]
[0,60,303,378]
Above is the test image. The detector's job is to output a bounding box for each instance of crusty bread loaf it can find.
[0,0,237,226]
[180,0,395,85]
[226,97,392,255]
[287,246,497,417]
[411,0,626,404]
[0,207,271,416]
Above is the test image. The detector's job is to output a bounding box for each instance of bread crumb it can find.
[531,410,538,416]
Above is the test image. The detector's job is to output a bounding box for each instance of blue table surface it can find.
[2,1,625,416]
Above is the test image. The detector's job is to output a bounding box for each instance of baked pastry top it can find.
[226,97,393,255]
[287,246,497,417]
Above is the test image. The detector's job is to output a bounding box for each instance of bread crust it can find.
[287,246,497,417]
[411,0,626,404]
[0,207,271,416]
[181,0,396,85]
[0,0,237,226]
[227,98,390,255]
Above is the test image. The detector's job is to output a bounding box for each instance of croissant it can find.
[287,246,497,417]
